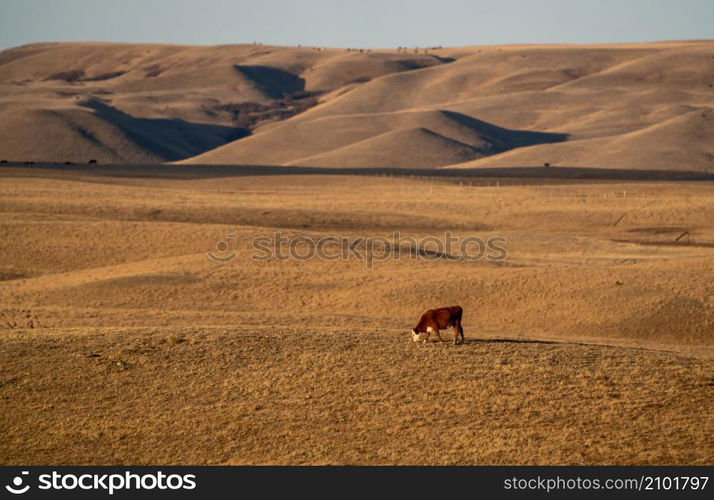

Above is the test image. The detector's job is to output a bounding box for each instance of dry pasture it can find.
[1,165,713,464]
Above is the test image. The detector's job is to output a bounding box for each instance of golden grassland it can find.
[1,165,713,464]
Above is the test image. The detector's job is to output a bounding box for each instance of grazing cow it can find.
[411,305,464,345]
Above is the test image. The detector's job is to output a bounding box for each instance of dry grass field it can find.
[1,165,712,465]
[1,31,713,469]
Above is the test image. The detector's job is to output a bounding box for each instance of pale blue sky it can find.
[1,0,712,50]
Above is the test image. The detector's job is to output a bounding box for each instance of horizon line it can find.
[3,37,714,52]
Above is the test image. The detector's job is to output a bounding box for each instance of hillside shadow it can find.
[463,337,561,346]
[80,99,249,161]
[431,55,456,64]
[440,110,568,152]
[234,65,305,99]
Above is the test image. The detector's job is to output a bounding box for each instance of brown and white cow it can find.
[411,305,464,345]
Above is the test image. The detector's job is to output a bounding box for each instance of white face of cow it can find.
[411,328,422,342]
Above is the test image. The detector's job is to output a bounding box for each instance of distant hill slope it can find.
[185,109,566,167]
[454,108,714,171]
[287,127,483,168]
[0,41,712,170]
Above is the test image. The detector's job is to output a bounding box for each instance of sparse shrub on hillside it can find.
[144,64,163,78]
[216,90,321,129]
[45,69,85,82]
[84,71,126,81]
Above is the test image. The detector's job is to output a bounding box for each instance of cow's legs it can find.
[424,326,443,343]
[453,322,464,345]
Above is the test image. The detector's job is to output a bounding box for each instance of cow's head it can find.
[411,328,423,342]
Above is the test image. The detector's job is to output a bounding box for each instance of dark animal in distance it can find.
[411,305,464,345]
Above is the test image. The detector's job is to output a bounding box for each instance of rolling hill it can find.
[0,40,712,170]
